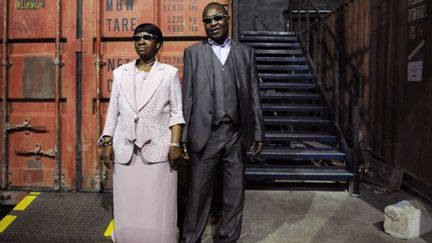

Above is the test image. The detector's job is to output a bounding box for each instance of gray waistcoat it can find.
[212,51,240,125]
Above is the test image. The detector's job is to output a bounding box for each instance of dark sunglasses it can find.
[132,33,159,42]
[202,14,227,24]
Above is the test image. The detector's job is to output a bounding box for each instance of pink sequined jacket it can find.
[100,60,185,164]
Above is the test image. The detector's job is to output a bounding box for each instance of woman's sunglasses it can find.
[202,14,227,24]
[133,33,159,42]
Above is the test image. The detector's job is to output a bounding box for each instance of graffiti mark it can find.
[15,0,45,10]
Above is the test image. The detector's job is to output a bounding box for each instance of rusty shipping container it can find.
[0,0,229,191]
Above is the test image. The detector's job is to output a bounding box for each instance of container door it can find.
[0,0,77,190]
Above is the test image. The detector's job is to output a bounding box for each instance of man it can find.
[180,2,264,242]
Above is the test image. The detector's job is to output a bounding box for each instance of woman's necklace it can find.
[137,58,155,72]
[142,60,155,66]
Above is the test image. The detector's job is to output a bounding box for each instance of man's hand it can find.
[181,143,190,160]
[99,144,114,169]
[250,141,264,156]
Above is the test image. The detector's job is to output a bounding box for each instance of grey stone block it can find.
[384,199,432,239]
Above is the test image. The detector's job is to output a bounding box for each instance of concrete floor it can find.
[3,182,432,242]
[201,183,432,243]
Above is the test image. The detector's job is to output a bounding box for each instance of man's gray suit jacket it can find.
[181,40,264,152]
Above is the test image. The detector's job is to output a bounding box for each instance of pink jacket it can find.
[101,60,185,164]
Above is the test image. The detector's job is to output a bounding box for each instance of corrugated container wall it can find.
[319,0,432,190]
[0,0,229,191]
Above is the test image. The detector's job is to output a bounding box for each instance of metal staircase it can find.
[242,31,355,184]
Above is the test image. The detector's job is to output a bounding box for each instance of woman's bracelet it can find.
[100,136,113,147]
[169,143,181,148]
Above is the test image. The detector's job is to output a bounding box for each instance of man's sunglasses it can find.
[132,33,159,42]
[202,14,228,24]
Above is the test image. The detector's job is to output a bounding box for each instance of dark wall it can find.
[316,0,432,191]
[364,0,432,189]
[238,0,349,32]
[391,0,432,189]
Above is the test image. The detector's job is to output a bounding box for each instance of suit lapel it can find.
[136,60,164,111]
[230,41,242,90]
[201,42,214,94]
[120,61,137,111]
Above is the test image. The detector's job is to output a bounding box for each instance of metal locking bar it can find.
[15,143,55,159]
[6,118,47,134]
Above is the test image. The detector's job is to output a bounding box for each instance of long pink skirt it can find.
[112,149,177,243]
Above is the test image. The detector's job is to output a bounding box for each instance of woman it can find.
[99,23,184,243]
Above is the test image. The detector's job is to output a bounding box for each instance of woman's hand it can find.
[168,146,182,167]
[99,136,114,169]
[100,144,114,169]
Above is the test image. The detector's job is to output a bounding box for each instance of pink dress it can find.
[112,148,177,243]
[106,64,183,243]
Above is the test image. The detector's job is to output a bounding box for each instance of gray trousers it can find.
[180,122,245,243]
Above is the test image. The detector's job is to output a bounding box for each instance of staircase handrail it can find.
[299,0,363,101]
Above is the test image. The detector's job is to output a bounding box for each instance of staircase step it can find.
[256,56,306,63]
[249,148,345,160]
[255,49,303,55]
[257,65,309,72]
[245,166,353,180]
[260,73,315,80]
[246,42,301,49]
[260,92,320,100]
[260,82,317,90]
[265,132,337,142]
[262,104,326,112]
[264,116,331,125]
[241,31,296,36]
[240,36,298,42]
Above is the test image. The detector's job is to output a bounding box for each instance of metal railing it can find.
[285,0,362,195]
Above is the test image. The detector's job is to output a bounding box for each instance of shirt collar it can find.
[208,37,231,47]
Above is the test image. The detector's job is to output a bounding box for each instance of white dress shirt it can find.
[208,37,231,65]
